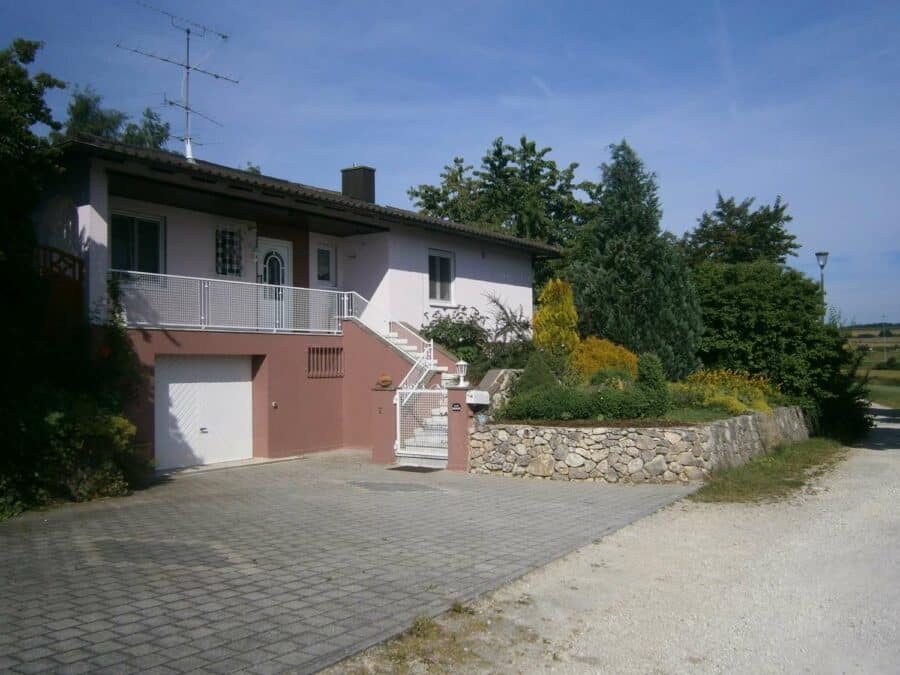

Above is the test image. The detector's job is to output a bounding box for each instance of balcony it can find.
[110,270,359,335]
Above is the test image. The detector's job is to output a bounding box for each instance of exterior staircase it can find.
[339,293,452,469]
[394,399,449,469]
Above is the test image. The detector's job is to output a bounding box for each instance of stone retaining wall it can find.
[468,406,809,483]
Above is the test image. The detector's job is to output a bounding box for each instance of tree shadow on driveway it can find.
[855,407,899,452]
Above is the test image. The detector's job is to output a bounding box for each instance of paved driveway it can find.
[0,451,692,674]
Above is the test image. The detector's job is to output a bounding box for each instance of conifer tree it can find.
[566,141,702,378]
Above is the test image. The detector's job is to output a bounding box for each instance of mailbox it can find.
[465,389,490,407]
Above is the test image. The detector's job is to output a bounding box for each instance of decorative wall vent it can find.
[307,346,343,378]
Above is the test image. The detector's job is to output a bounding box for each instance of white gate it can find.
[394,388,448,469]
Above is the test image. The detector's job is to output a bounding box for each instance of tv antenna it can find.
[117,1,238,161]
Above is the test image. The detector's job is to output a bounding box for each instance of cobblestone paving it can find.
[0,451,693,674]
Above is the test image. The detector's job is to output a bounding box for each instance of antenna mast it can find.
[118,2,238,161]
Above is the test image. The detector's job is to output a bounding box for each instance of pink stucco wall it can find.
[127,318,418,464]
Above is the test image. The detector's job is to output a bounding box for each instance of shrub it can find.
[636,353,669,416]
[503,385,595,421]
[533,279,579,357]
[670,368,779,415]
[421,306,490,349]
[514,351,558,395]
[570,337,638,381]
[692,261,871,440]
[501,353,671,421]
[590,366,635,388]
[872,356,899,370]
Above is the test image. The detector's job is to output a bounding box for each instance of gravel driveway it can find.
[364,406,899,674]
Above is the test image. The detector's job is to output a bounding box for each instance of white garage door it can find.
[154,355,253,470]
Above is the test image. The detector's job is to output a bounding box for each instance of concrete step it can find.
[395,454,447,469]
[397,445,448,458]
[431,407,448,416]
[407,435,448,449]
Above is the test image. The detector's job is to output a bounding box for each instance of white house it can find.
[38,137,557,470]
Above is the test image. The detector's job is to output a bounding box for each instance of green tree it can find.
[533,279,580,357]
[51,85,169,149]
[409,136,592,285]
[681,193,798,266]
[1,39,65,515]
[692,261,870,440]
[121,108,170,149]
[566,141,702,379]
[244,161,262,175]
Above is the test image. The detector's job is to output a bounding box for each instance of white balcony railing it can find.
[110,270,345,334]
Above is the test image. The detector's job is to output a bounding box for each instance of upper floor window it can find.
[216,228,243,277]
[428,249,454,303]
[111,213,164,273]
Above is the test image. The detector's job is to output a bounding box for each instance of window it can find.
[428,250,453,303]
[216,228,243,277]
[316,245,336,286]
[307,346,343,378]
[110,213,163,273]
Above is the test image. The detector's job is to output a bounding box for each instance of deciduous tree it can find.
[681,193,798,265]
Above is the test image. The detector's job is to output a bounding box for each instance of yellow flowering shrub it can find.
[569,336,638,381]
[670,369,780,414]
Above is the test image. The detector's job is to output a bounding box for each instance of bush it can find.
[669,369,780,416]
[590,366,635,388]
[872,356,899,370]
[636,353,669,416]
[503,385,594,420]
[533,279,579,357]
[420,306,490,349]
[501,352,671,421]
[692,261,871,440]
[570,337,638,382]
[514,351,558,395]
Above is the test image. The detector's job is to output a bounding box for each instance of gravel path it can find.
[455,406,900,674]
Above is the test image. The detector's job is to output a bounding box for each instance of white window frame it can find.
[427,248,455,306]
[109,210,166,274]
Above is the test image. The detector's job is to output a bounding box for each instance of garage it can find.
[154,355,253,470]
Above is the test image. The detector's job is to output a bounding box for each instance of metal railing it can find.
[340,291,392,335]
[110,270,344,334]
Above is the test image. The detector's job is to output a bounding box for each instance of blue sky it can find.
[4,0,898,323]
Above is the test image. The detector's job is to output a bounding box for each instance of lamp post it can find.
[815,251,829,320]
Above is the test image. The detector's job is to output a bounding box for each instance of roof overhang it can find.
[59,137,562,255]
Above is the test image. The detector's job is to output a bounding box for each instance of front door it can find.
[257,238,293,329]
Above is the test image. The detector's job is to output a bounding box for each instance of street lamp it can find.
[815,251,829,322]
[815,251,829,291]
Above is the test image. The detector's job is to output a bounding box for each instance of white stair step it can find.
[381,332,400,339]
[395,455,447,469]
[431,407,448,416]
[397,446,448,458]
[425,416,447,425]
[408,436,448,448]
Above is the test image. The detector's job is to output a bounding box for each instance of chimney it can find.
[341,165,376,203]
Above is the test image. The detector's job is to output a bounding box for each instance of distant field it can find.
[868,383,900,409]
[868,370,900,383]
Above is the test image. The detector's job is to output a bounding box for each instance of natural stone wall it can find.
[468,406,809,483]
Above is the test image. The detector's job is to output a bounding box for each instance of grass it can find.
[339,610,488,674]
[690,438,845,503]
[868,383,900,409]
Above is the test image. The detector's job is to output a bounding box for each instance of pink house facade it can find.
[39,138,555,471]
